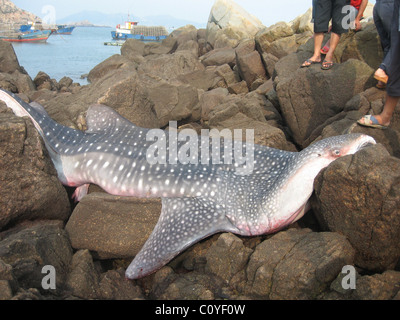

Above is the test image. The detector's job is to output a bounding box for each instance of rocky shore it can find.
[0,0,41,25]
[0,0,399,300]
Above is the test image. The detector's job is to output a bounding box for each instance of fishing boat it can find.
[111,19,168,42]
[53,25,75,35]
[0,22,53,43]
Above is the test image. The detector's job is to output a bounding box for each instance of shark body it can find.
[0,89,376,279]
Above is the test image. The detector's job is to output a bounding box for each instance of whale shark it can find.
[0,88,376,279]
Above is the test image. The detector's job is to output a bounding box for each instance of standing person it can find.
[373,0,395,89]
[301,0,350,70]
[320,0,369,54]
[358,0,400,129]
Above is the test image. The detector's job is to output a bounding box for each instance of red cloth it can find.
[351,0,362,10]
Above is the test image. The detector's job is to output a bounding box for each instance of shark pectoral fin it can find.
[125,197,227,280]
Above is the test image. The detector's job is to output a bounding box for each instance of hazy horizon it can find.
[12,0,315,27]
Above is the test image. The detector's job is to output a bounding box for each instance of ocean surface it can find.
[11,27,121,85]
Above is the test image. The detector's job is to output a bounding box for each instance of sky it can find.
[11,0,316,27]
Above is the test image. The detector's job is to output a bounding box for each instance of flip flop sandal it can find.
[357,115,388,129]
[301,59,321,68]
[321,60,334,70]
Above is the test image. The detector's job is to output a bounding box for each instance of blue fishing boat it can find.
[111,20,168,42]
[0,22,53,43]
[53,25,75,35]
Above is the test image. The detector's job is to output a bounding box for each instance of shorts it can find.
[314,0,352,34]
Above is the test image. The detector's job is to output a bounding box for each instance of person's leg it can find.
[321,0,348,68]
[323,32,340,64]
[302,0,331,66]
[374,1,394,84]
[359,0,400,127]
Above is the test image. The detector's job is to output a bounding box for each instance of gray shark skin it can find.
[0,89,376,280]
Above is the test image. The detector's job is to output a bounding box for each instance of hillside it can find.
[0,0,41,25]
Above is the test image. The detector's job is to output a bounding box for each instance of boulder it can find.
[98,268,144,300]
[351,271,400,300]
[205,233,253,284]
[244,228,355,299]
[87,54,135,83]
[177,66,227,91]
[208,91,295,150]
[0,223,73,292]
[334,22,384,70]
[200,47,236,67]
[65,249,100,299]
[206,0,264,48]
[235,39,267,89]
[120,39,146,60]
[313,144,400,272]
[290,7,314,34]
[65,193,161,259]
[275,56,375,148]
[0,70,35,93]
[0,40,21,74]
[199,87,229,121]
[134,77,201,128]
[0,112,71,230]
[138,50,204,81]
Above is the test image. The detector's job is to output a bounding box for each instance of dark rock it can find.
[121,39,146,60]
[275,56,375,148]
[200,47,236,68]
[66,250,100,299]
[228,80,249,95]
[98,268,144,300]
[157,272,216,300]
[87,54,135,83]
[313,144,400,272]
[0,70,35,93]
[65,193,161,259]
[352,270,400,300]
[236,50,267,90]
[261,52,279,78]
[335,22,384,70]
[58,76,73,89]
[244,228,355,299]
[0,40,21,74]
[0,113,71,230]
[177,66,226,91]
[33,71,51,89]
[138,51,204,81]
[0,223,73,292]
[205,233,252,284]
[199,87,229,121]
[208,92,295,150]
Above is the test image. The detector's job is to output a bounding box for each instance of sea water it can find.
[11,27,121,85]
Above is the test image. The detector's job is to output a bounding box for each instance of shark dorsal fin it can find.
[85,104,135,134]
